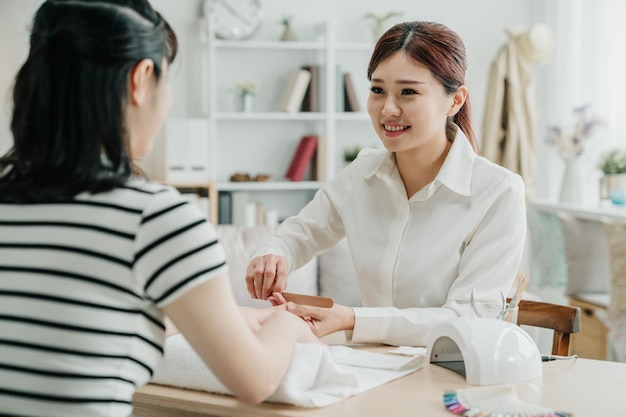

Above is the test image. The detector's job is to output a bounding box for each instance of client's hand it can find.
[270,293,355,339]
[241,305,321,344]
[165,316,179,337]
[239,305,288,333]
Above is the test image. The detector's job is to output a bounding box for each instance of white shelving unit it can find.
[201,18,374,223]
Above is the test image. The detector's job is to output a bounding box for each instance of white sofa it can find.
[215,225,362,308]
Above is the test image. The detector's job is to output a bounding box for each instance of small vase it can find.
[236,93,254,112]
[280,24,297,41]
[559,158,583,203]
[603,174,626,205]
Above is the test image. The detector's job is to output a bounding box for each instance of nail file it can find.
[281,292,334,308]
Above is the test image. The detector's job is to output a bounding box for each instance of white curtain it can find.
[533,0,626,202]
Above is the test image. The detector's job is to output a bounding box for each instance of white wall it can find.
[0,0,206,176]
[530,1,626,204]
[0,0,543,179]
[0,0,41,156]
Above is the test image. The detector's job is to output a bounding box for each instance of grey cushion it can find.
[216,225,318,308]
[558,214,611,295]
[318,238,361,307]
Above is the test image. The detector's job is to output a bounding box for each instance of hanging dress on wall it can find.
[481,23,553,198]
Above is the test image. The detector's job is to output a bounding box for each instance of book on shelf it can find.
[217,191,279,226]
[300,64,320,112]
[218,191,231,224]
[255,202,266,226]
[285,135,318,181]
[278,68,312,113]
[265,208,279,227]
[317,64,326,113]
[244,202,257,227]
[312,134,326,181]
[230,191,249,226]
[343,72,360,112]
[228,191,263,227]
[336,66,344,112]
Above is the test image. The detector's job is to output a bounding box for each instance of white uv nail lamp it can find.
[427,317,542,386]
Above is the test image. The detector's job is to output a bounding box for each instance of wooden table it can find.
[133,345,626,417]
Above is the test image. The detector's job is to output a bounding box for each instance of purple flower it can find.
[545,105,604,159]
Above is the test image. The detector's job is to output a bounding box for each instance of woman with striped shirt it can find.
[0,1,317,416]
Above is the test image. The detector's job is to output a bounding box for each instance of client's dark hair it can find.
[0,0,178,202]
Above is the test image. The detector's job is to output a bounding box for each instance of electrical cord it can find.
[541,354,578,361]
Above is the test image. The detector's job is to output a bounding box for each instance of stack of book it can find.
[285,134,325,182]
[278,65,360,113]
[218,191,279,227]
[279,68,314,113]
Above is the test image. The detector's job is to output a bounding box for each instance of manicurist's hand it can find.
[245,254,289,300]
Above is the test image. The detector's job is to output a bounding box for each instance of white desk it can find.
[531,198,626,224]
[133,345,626,417]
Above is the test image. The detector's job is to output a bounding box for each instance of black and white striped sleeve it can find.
[133,188,228,307]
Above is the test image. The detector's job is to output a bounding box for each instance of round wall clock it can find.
[203,0,264,40]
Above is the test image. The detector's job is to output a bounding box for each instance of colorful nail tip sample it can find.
[443,386,570,417]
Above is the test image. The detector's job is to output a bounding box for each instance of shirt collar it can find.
[436,126,475,196]
[364,151,396,180]
[364,124,476,197]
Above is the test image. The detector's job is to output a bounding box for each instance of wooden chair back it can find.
[514,299,582,356]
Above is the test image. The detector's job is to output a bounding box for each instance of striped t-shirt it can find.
[0,179,228,417]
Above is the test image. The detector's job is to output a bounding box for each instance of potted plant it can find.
[598,149,626,204]
[343,145,363,165]
[362,11,403,41]
[279,16,297,41]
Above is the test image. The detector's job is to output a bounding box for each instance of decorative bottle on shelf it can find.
[559,157,583,203]
[279,16,297,41]
[239,92,254,112]
[234,81,255,112]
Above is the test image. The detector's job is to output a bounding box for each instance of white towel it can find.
[151,334,425,407]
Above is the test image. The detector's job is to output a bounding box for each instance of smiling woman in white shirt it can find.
[245,21,526,347]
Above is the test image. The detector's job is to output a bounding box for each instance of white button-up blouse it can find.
[252,127,527,346]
